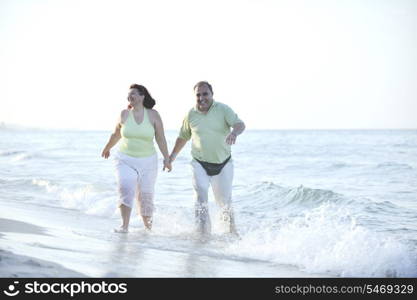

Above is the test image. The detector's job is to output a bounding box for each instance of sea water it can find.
[1,128,416,277]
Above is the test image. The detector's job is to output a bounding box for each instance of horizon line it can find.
[1,123,416,132]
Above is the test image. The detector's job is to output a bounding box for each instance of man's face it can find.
[195,85,213,112]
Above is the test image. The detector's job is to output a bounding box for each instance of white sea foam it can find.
[31,179,117,217]
[32,179,60,193]
[11,153,33,162]
[225,203,417,277]
[28,177,417,277]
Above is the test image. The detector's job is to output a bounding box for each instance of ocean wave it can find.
[392,143,415,148]
[238,181,414,239]
[32,179,60,193]
[10,152,39,162]
[31,179,117,216]
[4,151,60,162]
[225,203,417,277]
[241,182,346,211]
[0,150,26,157]
[329,162,348,169]
[283,185,345,207]
[376,162,413,170]
[0,178,35,188]
[241,182,410,217]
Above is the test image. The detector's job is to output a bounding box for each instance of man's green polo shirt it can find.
[179,101,242,164]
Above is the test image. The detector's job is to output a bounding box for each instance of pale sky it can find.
[1,0,416,130]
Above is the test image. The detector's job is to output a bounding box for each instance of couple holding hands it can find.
[102,81,245,236]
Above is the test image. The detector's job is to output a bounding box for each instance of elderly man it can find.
[169,81,245,236]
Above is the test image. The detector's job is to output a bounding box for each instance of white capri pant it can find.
[191,158,234,233]
[114,152,158,216]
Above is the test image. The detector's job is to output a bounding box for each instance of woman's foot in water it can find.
[114,226,129,233]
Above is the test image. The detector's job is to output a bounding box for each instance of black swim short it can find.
[195,156,231,176]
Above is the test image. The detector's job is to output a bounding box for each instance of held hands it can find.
[226,132,237,145]
[163,153,177,172]
[163,158,172,172]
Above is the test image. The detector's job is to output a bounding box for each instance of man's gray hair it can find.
[193,81,213,94]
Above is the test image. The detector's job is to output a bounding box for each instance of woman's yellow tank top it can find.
[119,109,156,157]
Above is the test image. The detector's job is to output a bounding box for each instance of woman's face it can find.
[127,88,144,107]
